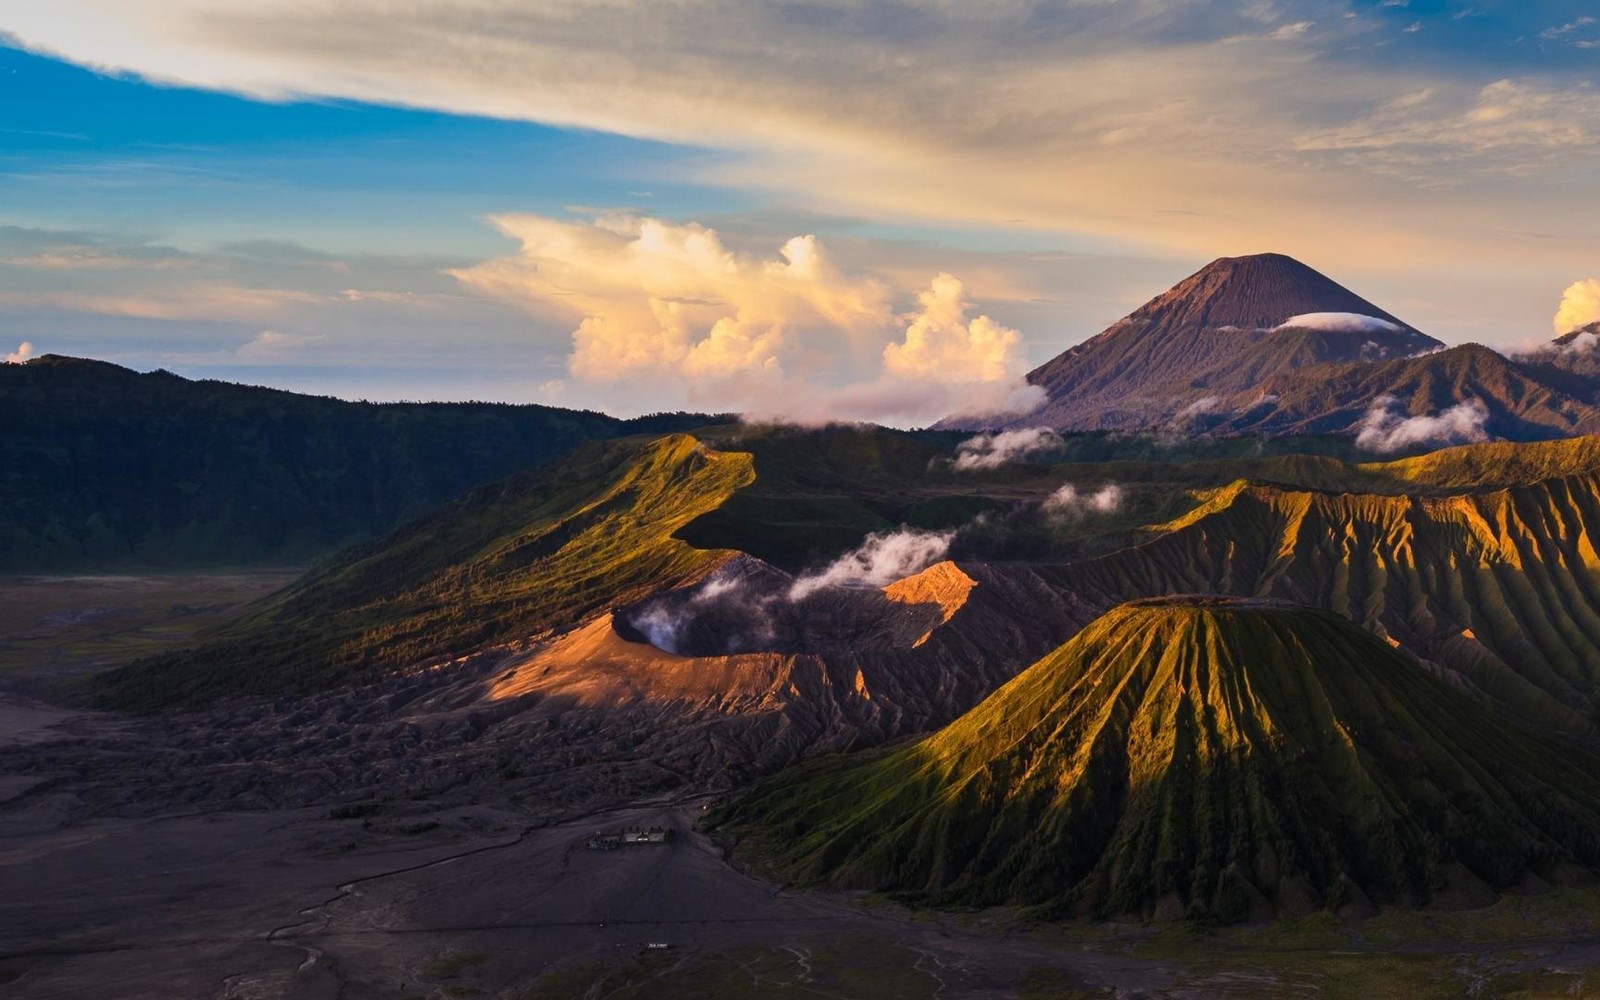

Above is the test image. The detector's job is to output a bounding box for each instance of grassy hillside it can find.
[0,355,719,570]
[724,599,1600,921]
[1054,468,1600,733]
[1365,435,1600,489]
[88,423,1600,714]
[90,434,753,709]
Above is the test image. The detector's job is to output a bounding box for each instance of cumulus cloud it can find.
[1042,482,1124,519]
[951,427,1064,471]
[1275,312,1403,335]
[883,274,1027,384]
[454,213,890,383]
[789,526,955,601]
[453,212,1036,425]
[1555,279,1600,335]
[1354,395,1490,453]
[4,342,35,364]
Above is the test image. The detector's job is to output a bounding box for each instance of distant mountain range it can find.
[0,355,721,570]
[946,253,1600,441]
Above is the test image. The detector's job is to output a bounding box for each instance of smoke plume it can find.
[4,341,33,364]
[789,526,955,600]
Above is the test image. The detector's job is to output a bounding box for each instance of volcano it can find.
[723,598,1600,921]
[949,254,1600,442]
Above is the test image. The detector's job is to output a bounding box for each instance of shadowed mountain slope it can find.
[1208,344,1600,440]
[1521,322,1600,380]
[724,599,1600,921]
[0,355,719,570]
[90,434,754,709]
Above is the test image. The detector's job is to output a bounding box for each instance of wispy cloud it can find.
[1042,482,1124,519]
[5,1,1599,275]
[950,427,1063,471]
[1355,395,1490,452]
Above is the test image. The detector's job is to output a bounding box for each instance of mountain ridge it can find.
[722,598,1600,920]
[944,254,1600,442]
[0,355,723,570]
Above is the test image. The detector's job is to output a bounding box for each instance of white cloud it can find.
[1354,395,1490,453]
[1295,80,1600,170]
[789,526,954,600]
[5,2,1599,277]
[238,329,320,360]
[1177,395,1222,418]
[951,427,1064,471]
[1275,312,1403,334]
[4,341,35,364]
[452,213,889,384]
[1042,482,1124,519]
[883,273,1027,385]
[1555,279,1600,335]
[452,212,1035,425]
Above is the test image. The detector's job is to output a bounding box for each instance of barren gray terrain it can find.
[8,576,1600,998]
[0,695,1166,998]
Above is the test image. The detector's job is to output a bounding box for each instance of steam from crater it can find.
[789,526,955,600]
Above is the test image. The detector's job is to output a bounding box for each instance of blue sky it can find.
[1,1,1597,419]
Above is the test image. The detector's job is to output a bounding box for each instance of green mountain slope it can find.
[0,355,718,570]
[725,599,1600,921]
[1051,469,1600,733]
[90,434,753,709]
[1363,435,1600,489]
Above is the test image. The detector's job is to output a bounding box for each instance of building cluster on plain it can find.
[585,825,675,850]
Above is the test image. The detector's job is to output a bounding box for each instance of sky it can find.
[0,1,1597,422]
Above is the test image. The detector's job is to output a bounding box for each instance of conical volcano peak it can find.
[727,596,1600,921]
[947,250,1461,433]
[1129,252,1415,335]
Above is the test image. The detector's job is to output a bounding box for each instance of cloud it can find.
[1177,395,1222,418]
[237,329,320,360]
[951,427,1064,471]
[1042,482,1124,519]
[453,212,1035,425]
[1275,312,1403,334]
[4,342,35,364]
[883,274,1027,384]
[1294,80,1600,171]
[789,526,954,600]
[1555,279,1600,335]
[7,2,1600,277]
[454,214,890,384]
[1354,395,1490,453]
